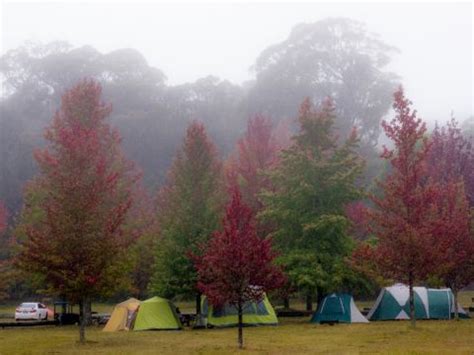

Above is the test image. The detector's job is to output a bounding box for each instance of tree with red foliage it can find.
[194,187,285,349]
[271,118,293,153]
[427,118,474,207]
[345,201,370,241]
[16,79,138,343]
[226,115,279,215]
[429,182,473,319]
[425,120,474,319]
[369,87,436,327]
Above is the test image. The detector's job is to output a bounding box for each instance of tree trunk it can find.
[79,297,86,343]
[306,294,313,311]
[316,287,324,309]
[85,300,92,326]
[453,288,459,321]
[283,297,290,309]
[238,301,243,349]
[409,274,416,328]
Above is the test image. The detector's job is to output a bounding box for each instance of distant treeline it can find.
[2,18,473,218]
[1,18,406,216]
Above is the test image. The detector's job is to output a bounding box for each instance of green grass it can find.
[0,292,472,353]
[0,318,473,354]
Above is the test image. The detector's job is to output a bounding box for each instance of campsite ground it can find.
[0,292,473,354]
[0,317,473,354]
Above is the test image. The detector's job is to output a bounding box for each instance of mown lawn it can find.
[0,317,473,354]
[0,292,472,354]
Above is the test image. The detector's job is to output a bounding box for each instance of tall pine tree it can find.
[150,121,224,315]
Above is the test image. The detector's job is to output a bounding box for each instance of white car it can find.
[15,302,48,321]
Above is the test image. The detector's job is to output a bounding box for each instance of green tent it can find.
[201,294,278,327]
[310,293,368,324]
[133,296,182,331]
[368,284,469,321]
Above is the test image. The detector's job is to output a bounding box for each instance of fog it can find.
[3,1,472,123]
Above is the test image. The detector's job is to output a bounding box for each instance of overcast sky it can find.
[2,1,473,123]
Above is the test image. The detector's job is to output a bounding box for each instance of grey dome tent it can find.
[310,293,368,324]
[368,284,469,321]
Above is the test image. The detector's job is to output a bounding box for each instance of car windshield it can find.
[20,303,36,308]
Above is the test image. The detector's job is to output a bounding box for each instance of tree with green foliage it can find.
[260,98,364,310]
[149,121,224,315]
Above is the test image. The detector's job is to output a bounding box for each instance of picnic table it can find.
[179,313,196,327]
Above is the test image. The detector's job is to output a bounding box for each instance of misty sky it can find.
[2,1,473,124]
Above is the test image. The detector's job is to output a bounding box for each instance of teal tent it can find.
[310,293,368,324]
[368,284,469,321]
[427,289,469,319]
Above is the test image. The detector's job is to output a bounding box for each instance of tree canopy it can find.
[16,80,139,342]
[149,121,224,305]
[194,186,284,348]
[248,18,399,147]
[260,97,364,305]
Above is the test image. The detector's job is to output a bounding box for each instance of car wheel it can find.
[43,312,48,320]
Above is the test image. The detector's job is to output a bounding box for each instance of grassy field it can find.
[0,292,472,354]
[0,317,473,354]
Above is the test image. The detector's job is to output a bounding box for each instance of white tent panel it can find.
[395,310,409,320]
[387,283,410,306]
[349,298,369,323]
